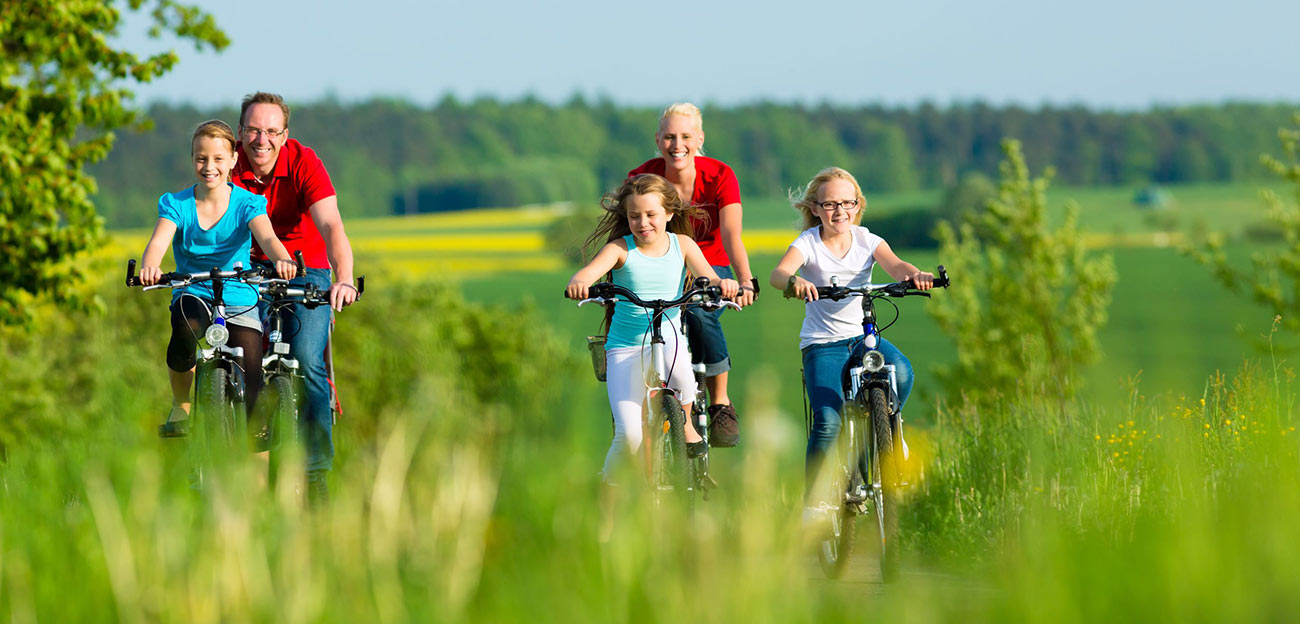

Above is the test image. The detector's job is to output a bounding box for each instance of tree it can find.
[1187,113,1300,334]
[930,140,1116,408]
[0,0,226,325]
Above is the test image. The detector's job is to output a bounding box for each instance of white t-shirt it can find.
[789,225,885,349]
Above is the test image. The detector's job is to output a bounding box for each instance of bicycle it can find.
[126,259,267,461]
[576,277,739,510]
[807,266,949,581]
[253,254,365,484]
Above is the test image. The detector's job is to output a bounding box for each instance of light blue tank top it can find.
[606,233,687,349]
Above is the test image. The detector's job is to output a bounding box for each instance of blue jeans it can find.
[681,265,732,377]
[801,335,913,496]
[260,267,334,472]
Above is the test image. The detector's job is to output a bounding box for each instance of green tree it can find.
[0,0,226,325]
[930,139,1116,408]
[1187,113,1300,333]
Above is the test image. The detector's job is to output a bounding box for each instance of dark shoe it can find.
[707,404,739,447]
[687,440,709,458]
[250,428,271,453]
[158,411,189,438]
[306,470,329,508]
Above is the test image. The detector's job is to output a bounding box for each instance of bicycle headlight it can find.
[862,350,886,373]
[205,323,229,348]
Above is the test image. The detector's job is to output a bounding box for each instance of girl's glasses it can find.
[817,199,859,212]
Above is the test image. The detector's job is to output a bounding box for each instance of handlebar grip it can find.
[294,250,306,278]
[356,275,365,296]
[935,265,950,288]
[126,259,138,287]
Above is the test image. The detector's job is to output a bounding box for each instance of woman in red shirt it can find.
[628,103,756,447]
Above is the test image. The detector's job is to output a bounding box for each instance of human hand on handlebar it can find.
[139,265,163,286]
[786,275,819,302]
[565,278,591,301]
[274,259,298,280]
[329,282,359,311]
[903,271,935,291]
[718,278,740,302]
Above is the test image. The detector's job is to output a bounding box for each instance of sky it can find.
[116,0,1300,110]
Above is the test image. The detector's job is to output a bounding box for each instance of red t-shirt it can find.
[628,156,741,267]
[232,138,337,269]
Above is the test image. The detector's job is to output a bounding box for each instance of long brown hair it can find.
[581,174,700,257]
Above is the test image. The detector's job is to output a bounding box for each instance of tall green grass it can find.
[4,258,1300,621]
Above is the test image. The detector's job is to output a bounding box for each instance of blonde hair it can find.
[791,167,867,231]
[191,119,238,154]
[582,174,700,256]
[659,102,703,129]
[656,102,706,157]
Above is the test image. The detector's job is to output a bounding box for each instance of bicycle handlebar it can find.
[127,258,365,305]
[574,277,739,312]
[814,265,950,301]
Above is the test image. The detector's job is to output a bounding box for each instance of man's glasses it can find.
[241,126,286,139]
[816,199,859,212]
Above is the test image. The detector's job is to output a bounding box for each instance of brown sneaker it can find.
[708,404,739,447]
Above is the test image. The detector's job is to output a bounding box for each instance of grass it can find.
[8,179,1293,620]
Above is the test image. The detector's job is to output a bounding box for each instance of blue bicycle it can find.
[809,266,948,581]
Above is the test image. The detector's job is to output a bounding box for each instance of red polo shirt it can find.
[232,138,337,269]
[628,156,742,267]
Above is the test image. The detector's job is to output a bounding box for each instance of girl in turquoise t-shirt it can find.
[138,120,297,437]
[565,174,741,483]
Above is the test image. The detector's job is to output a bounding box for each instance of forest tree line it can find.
[90,97,1298,227]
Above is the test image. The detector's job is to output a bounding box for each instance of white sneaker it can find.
[802,502,834,535]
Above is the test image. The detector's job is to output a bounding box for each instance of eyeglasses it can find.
[241,126,286,139]
[816,199,859,212]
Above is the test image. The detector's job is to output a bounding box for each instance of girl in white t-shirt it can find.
[768,167,934,512]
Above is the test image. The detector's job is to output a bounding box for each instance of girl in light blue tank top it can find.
[606,232,687,349]
[564,174,743,485]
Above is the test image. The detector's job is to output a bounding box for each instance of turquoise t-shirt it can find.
[606,233,687,349]
[158,183,268,308]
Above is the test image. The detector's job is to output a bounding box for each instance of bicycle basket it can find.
[587,335,607,382]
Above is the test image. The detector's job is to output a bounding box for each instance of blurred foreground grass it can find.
[3,245,1300,620]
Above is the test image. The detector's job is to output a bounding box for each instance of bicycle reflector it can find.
[862,350,886,373]
[205,322,230,348]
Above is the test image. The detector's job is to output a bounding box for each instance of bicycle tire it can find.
[195,364,242,462]
[654,393,692,510]
[870,386,901,582]
[818,404,861,579]
[263,375,301,485]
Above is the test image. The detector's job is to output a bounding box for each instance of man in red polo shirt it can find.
[233,92,358,505]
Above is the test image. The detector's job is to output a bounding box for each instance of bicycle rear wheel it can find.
[869,386,901,582]
[652,393,692,511]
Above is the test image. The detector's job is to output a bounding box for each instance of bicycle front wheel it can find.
[818,403,862,579]
[195,364,243,461]
[263,375,301,485]
[652,393,692,511]
[870,386,901,582]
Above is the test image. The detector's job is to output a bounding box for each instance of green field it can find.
[4,180,1297,621]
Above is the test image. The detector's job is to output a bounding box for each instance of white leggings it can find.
[602,328,697,478]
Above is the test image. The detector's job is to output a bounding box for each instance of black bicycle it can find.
[808,266,948,581]
[576,277,738,510]
[127,260,265,462]
[253,254,364,483]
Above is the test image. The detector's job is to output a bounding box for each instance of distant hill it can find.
[90,98,1297,227]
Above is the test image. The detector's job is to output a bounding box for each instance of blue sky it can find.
[117,0,1300,110]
